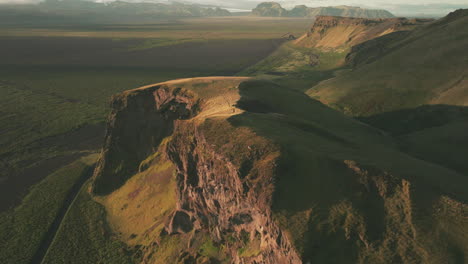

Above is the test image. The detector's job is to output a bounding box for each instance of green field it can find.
[0,154,97,264]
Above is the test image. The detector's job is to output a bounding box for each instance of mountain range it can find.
[0,0,231,24]
[252,2,395,18]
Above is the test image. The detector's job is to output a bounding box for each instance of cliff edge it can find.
[91,77,468,263]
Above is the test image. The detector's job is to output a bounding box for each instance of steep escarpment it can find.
[92,78,468,263]
[309,9,468,116]
[244,15,431,76]
[163,118,301,263]
[294,16,431,51]
[92,84,202,195]
[92,77,301,263]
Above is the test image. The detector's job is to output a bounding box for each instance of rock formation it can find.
[294,16,432,51]
[91,77,468,263]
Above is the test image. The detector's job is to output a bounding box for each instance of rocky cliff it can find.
[294,16,431,51]
[91,77,468,263]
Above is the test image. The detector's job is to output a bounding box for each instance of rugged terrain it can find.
[90,76,468,263]
[309,9,468,116]
[294,16,431,51]
[304,9,468,195]
[252,2,394,18]
[1,5,468,264]
[0,17,311,264]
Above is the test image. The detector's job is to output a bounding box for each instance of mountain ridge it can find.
[90,76,468,263]
[294,16,432,51]
[308,9,468,116]
[252,2,395,18]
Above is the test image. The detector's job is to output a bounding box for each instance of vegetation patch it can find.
[0,154,98,264]
[42,181,133,264]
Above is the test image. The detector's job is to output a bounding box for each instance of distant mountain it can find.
[0,0,231,24]
[251,2,288,17]
[252,2,395,18]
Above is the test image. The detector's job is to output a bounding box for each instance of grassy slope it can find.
[401,121,468,175]
[297,10,468,178]
[0,154,97,264]
[41,182,133,264]
[308,10,468,117]
[240,42,347,92]
[71,75,468,263]
[229,80,468,263]
[358,104,468,175]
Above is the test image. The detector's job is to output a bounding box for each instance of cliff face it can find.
[92,84,202,195]
[165,117,301,263]
[92,78,468,263]
[294,16,431,51]
[92,78,301,263]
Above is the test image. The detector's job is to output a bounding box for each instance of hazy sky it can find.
[1,0,467,16]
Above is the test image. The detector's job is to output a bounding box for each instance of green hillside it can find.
[1,5,467,264]
[83,77,468,263]
[308,9,468,117]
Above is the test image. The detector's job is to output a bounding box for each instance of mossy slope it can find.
[88,77,467,263]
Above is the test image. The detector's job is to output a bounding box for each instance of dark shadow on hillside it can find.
[273,68,340,93]
[225,80,410,262]
[358,104,468,136]
[359,104,468,176]
[227,80,468,262]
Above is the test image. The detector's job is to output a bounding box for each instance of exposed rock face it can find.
[92,85,202,195]
[294,16,431,51]
[92,78,301,263]
[93,77,468,264]
[165,117,301,263]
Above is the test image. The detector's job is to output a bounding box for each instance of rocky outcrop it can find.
[93,77,468,264]
[92,79,301,263]
[164,117,301,263]
[92,84,202,195]
[295,16,431,51]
